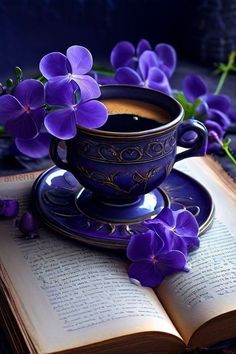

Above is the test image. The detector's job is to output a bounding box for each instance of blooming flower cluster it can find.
[110,39,175,95]
[176,74,236,155]
[127,207,199,287]
[0,46,108,158]
[0,40,235,162]
[97,40,235,163]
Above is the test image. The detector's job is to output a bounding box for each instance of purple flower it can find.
[17,211,39,239]
[111,39,151,69]
[115,50,171,95]
[39,45,100,102]
[111,40,176,78]
[0,199,19,218]
[145,208,199,255]
[15,131,51,158]
[183,74,233,153]
[44,80,108,139]
[0,79,45,139]
[183,75,231,130]
[127,230,188,287]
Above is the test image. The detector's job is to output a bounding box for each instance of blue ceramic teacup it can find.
[50,85,207,209]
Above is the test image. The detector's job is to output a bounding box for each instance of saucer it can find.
[33,167,214,250]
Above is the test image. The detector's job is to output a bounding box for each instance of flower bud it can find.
[18,211,39,239]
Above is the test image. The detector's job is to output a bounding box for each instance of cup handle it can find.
[50,137,70,170]
[175,120,208,162]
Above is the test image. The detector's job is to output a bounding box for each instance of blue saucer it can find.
[33,167,214,250]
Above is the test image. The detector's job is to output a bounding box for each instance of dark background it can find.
[0,0,236,81]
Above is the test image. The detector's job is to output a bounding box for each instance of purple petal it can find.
[5,108,44,139]
[73,75,101,101]
[197,100,209,116]
[110,41,135,69]
[154,223,175,252]
[0,199,19,218]
[0,95,24,125]
[207,109,231,130]
[39,52,70,79]
[14,79,45,109]
[205,94,231,113]
[205,120,224,153]
[171,234,189,255]
[15,132,51,158]
[127,230,164,262]
[145,67,171,95]
[139,50,159,80]
[146,208,175,228]
[158,250,187,274]
[128,261,164,287]
[205,120,224,138]
[155,44,177,78]
[46,78,77,106]
[115,67,142,86]
[66,45,93,75]
[44,108,76,139]
[174,210,199,239]
[75,100,108,128]
[96,74,117,85]
[183,75,207,102]
[136,39,152,57]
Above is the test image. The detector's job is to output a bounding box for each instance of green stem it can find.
[223,145,236,164]
[214,51,236,94]
[213,134,236,164]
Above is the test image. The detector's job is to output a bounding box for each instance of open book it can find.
[0,156,235,354]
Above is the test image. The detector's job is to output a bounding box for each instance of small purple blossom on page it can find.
[144,208,199,255]
[16,211,39,239]
[127,229,188,287]
[0,199,19,218]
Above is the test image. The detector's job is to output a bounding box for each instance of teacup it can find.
[50,85,207,218]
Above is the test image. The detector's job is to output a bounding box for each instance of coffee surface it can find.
[99,114,161,132]
[100,98,171,133]
[101,98,171,122]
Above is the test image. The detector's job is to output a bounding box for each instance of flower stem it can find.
[212,133,236,164]
[214,51,236,95]
[223,142,236,165]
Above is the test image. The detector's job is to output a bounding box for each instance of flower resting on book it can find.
[0,198,19,218]
[127,208,199,287]
[16,211,39,239]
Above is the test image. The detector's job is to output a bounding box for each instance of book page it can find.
[156,157,236,345]
[0,173,182,354]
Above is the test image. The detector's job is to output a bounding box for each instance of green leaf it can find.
[15,66,23,82]
[174,91,201,120]
[6,78,14,88]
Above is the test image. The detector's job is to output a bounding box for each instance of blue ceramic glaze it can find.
[50,85,207,215]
